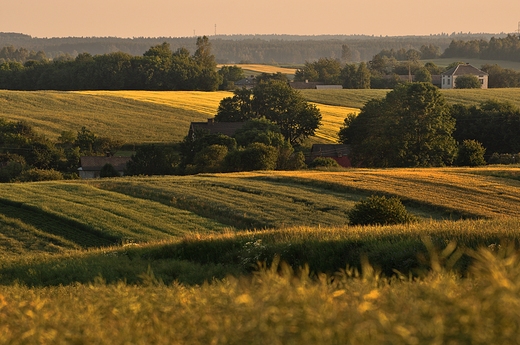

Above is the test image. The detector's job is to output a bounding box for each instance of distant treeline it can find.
[442,35,520,61]
[0,37,222,91]
[0,32,512,64]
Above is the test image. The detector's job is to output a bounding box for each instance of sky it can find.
[2,0,519,38]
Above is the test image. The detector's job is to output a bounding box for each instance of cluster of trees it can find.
[0,37,223,91]
[0,121,120,182]
[442,35,520,61]
[174,79,321,175]
[480,64,520,88]
[0,45,47,64]
[338,82,520,168]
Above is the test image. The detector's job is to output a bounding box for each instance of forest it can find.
[0,31,513,64]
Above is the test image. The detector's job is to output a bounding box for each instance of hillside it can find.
[3,89,520,146]
[1,167,519,260]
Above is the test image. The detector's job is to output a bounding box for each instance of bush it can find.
[347,195,415,226]
[456,139,486,167]
[99,163,121,178]
[17,168,63,182]
[309,157,340,168]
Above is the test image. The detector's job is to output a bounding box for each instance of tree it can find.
[294,58,342,84]
[455,74,482,89]
[99,163,121,178]
[414,67,432,83]
[215,79,322,146]
[218,65,244,90]
[456,140,486,167]
[341,82,457,167]
[125,145,177,176]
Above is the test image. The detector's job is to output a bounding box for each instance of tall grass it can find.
[1,242,520,344]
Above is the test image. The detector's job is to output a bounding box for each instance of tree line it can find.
[338,82,520,168]
[0,32,512,64]
[0,37,224,91]
[442,35,520,61]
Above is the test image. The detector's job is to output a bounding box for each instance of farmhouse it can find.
[78,156,131,179]
[441,63,488,89]
[188,118,245,140]
[310,144,352,167]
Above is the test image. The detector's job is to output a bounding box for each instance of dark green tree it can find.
[455,74,482,89]
[125,145,177,176]
[342,83,457,167]
[347,195,415,226]
[456,140,486,167]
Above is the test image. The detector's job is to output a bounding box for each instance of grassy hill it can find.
[1,167,519,264]
[3,88,520,146]
[2,167,520,343]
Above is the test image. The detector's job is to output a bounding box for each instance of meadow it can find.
[1,167,520,343]
[3,88,520,146]
[3,85,520,342]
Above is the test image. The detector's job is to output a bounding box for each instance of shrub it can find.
[456,140,486,167]
[17,168,63,182]
[309,157,340,168]
[347,195,415,226]
[99,163,121,178]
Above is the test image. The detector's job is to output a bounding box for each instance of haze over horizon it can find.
[3,0,519,39]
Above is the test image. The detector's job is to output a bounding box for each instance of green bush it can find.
[347,195,415,226]
[17,168,63,182]
[456,139,486,167]
[309,157,340,168]
[99,163,121,178]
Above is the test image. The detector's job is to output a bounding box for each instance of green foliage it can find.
[231,143,279,171]
[99,163,121,178]
[451,100,520,154]
[218,65,245,90]
[192,144,229,173]
[343,83,457,167]
[309,157,341,168]
[0,37,221,91]
[456,140,487,166]
[455,74,482,89]
[216,79,322,145]
[295,58,343,84]
[125,144,177,176]
[414,67,432,83]
[347,195,415,226]
[16,168,63,182]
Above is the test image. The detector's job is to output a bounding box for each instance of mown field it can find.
[1,167,520,343]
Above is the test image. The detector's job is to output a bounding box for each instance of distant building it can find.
[290,80,343,90]
[441,64,488,89]
[310,144,352,167]
[234,75,256,89]
[188,118,245,140]
[78,156,131,179]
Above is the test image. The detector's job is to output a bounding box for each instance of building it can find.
[441,64,488,89]
[188,118,245,140]
[78,156,131,179]
[309,144,352,168]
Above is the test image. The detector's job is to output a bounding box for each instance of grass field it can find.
[2,88,520,146]
[1,167,520,343]
[218,63,298,76]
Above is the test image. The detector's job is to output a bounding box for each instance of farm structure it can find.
[441,64,489,89]
[310,144,352,167]
[78,156,131,179]
[188,118,245,140]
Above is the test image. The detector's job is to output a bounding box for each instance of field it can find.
[1,167,520,343]
[3,85,520,342]
[218,63,298,76]
[3,88,520,146]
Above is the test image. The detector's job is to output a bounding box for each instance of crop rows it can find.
[0,182,229,244]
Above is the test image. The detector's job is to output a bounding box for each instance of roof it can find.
[441,64,488,77]
[311,144,351,158]
[190,119,245,138]
[290,81,324,89]
[79,156,131,171]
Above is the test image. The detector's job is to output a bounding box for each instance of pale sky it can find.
[2,0,519,38]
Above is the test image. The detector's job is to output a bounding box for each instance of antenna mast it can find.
[215,24,217,36]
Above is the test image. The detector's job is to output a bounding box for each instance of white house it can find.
[441,64,488,89]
